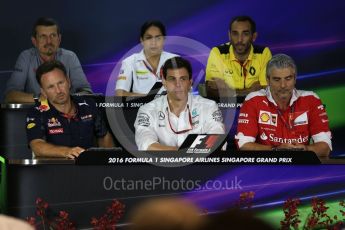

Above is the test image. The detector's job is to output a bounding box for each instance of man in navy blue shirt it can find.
[26,60,113,158]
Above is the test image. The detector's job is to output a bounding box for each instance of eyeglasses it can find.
[166,105,193,134]
[37,33,59,42]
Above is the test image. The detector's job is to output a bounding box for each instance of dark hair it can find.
[140,20,166,39]
[36,60,67,86]
[32,17,60,38]
[162,57,192,80]
[229,16,256,33]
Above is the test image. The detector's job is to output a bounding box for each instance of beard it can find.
[277,89,292,101]
[233,42,251,55]
[43,44,56,56]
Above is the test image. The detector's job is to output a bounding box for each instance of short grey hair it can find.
[266,54,297,78]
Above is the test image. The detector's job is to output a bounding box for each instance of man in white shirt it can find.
[134,57,225,151]
[115,20,178,96]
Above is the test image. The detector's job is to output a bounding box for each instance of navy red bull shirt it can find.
[26,96,108,149]
[235,88,332,149]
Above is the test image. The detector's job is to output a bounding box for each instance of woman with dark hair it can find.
[115,20,178,96]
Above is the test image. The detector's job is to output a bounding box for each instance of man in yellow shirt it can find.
[206,16,272,97]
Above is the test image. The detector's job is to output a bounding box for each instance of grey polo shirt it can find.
[5,47,92,97]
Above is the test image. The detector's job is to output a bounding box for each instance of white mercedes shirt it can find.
[134,94,225,150]
[115,50,178,94]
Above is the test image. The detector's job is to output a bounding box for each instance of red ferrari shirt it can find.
[235,88,332,149]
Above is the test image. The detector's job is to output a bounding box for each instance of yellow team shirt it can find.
[205,43,272,89]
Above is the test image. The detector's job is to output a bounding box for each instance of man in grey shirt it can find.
[5,17,92,103]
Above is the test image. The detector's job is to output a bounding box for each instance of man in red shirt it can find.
[235,54,332,156]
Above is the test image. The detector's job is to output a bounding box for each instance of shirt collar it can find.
[137,49,147,61]
[138,49,166,67]
[46,96,80,116]
[164,93,192,114]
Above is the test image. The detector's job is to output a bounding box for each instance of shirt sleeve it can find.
[203,101,225,134]
[134,106,159,150]
[65,52,93,93]
[205,47,225,81]
[258,47,272,86]
[26,108,45,143]
[5,51,30,95]
[115,60,133,92]
[235,97,259,148]
[308,95,332,149]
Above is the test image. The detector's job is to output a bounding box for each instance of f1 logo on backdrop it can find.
[189,135,207,148]
[187,135,219,153]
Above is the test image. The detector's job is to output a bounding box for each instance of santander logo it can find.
[260,132,268,140]
[269,133,309,144]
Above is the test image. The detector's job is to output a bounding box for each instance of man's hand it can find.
[30,139,87,158]
[65,147,85,159]
[276,143,306,151]
[147,143,178,151]
[248,81,263,91]
[206,79,236,97]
